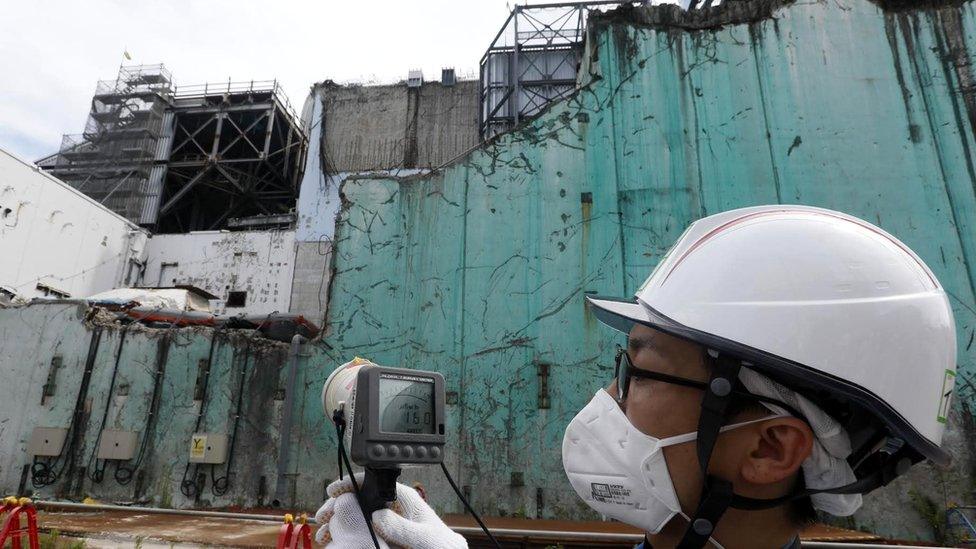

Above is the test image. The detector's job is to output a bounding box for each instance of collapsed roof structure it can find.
[37,65,307,233]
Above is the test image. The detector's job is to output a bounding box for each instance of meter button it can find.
[415,446,428,459]
[401,445,414,459]
[385,445,400,458]
[430,446,442,460]
[368,444,385,460]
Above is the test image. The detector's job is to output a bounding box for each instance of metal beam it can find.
[213,163,246,193]
[219,112,267,157]
[262,107,277,158]
[210,113,225,158]
[513,12,520,127]
[166,157,266,168]
[99,170,137,202]
[172,102,275,115]
[158,166,211,215]
[170,118,214,157]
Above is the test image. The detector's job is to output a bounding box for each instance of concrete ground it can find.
[30,509,892,548]
[60,537,210,548]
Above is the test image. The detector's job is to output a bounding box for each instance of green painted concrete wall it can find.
[309,0,976,540]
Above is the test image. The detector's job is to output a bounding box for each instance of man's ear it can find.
[740,418,814,485]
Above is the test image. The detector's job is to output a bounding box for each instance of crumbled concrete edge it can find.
[591,0,797,32]
[870,0,974,13]
[75,303,292,351]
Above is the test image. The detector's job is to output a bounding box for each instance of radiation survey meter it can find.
[322,358,500,549]
[322,358,447,468]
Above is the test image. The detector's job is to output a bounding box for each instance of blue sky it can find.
[0,0,570,162]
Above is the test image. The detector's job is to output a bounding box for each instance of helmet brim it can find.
[585,295,952,467]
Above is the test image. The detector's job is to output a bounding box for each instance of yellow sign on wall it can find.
[190,435,207,459]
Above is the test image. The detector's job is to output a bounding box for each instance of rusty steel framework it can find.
[479,2,641,139]
[154,80,307,233]
[39,65,307,233]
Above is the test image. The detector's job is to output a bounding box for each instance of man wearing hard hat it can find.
[315,205,957,548]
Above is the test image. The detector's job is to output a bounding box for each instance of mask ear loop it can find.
[677,350,741,549]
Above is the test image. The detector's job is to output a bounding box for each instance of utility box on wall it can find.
[188,433,228,464]
[27,427,68,457]
[96,430,139,461]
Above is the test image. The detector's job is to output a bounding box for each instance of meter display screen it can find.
[378,375,435,434]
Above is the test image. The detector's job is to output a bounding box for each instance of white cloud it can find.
[0,0,557,161]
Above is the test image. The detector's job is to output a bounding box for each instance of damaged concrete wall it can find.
[310,0,976,541]
[292,83,431,323]
[0,149,148,301]
[316,80,479,172]
[0,302,294,509]
[142,230,296,316]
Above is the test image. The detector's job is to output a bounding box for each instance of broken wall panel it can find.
[0,148,148,301]
[287,240,331,326]
[142,230,296,316]
[310,0,976,541]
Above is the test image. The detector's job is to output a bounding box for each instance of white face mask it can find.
[562,388,782,536]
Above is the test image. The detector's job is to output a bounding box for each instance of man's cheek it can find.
[664,443,702,511]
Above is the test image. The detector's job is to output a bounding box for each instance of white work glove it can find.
[315,474,468,549]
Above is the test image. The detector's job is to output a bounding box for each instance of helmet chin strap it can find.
[677,351,741,549]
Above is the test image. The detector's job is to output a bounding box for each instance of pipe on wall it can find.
[273,333,306,506]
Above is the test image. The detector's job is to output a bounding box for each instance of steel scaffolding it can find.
[479,1,641,139]
[38,64,173,221]
[39,65,307,233]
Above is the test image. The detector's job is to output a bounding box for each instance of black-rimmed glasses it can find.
[613,347,807,421]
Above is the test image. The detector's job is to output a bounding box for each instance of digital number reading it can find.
[378,376,435,434]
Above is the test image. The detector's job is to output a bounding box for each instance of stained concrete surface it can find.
[317,80,479,172]
[62,536,210,549]
[38,511,279,548]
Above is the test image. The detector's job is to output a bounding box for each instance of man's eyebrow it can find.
[627,334,656,353]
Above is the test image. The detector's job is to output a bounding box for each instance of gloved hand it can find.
[315,474,468,549]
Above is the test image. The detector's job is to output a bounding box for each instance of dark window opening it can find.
[226,291,247,308]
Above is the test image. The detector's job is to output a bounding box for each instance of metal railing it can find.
[172,79,303,130]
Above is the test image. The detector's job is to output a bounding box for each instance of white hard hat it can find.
[587,204,956,467]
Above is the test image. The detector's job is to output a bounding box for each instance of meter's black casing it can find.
[349,365,447,467]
